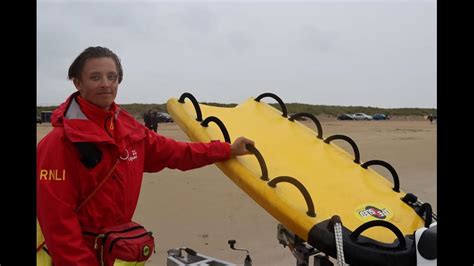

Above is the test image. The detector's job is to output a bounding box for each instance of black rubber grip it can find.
[254,92,288,117]
[361,160,400,192]
[200,116,231,143]
[324,134,361,164]
[268,176,316,217]
[245,144,269,181]
[289,112,323,139]
[350,220,406,250]
[178,92,203,122]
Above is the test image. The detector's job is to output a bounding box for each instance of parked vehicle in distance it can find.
[352,113,373,120]
[157,112,174,123]
[337,114,354,120]
[289,113,308,121]
[36,116,42,124]
[372,114,389,120]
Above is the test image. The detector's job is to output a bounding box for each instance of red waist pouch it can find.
[83,221,155,266]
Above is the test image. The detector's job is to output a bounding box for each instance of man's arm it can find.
[143,129,254,172]
[143,129,231,172]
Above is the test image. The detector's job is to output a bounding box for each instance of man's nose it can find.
[99,77,111,87]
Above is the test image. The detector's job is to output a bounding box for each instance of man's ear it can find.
[73,78,82,92]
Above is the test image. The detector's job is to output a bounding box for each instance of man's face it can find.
[74,57,119,110]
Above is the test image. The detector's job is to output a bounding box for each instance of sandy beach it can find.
[37,118,436,265]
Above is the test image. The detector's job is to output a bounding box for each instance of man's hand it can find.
[230,137,255,156]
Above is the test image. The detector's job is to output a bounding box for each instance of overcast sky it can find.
[37,0,436,108]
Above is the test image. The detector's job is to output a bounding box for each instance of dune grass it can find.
[37,103,436,119]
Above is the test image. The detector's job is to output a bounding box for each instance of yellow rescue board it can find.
[167,95,425,243]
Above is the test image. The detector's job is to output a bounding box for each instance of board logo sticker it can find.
[355,203,393,222]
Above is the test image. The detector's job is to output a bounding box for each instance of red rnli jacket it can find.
[37,92,231,266]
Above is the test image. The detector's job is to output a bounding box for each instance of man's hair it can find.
[68,46,123,83]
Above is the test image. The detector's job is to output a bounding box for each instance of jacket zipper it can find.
[108,231,153,253]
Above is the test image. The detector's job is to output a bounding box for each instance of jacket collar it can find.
[52,91,138,144]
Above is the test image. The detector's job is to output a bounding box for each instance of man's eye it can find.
[90,75,100,81]
[108,74,118,81]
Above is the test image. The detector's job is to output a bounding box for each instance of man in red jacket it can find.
[37,46,254,265]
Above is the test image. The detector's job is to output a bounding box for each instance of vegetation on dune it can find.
[279,103,436,117]
[37,103,437,118]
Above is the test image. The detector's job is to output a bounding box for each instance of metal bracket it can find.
[277,224,331,266]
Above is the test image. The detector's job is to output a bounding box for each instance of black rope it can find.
[200,116,231,143]
[178,92,203,122]
[361,160,400,192]
[268,176,316,217]
[288,112,323,139]
[254,92,288,117]
[350,220,406,250]
[324,134,361,164]
[245,144,269,181]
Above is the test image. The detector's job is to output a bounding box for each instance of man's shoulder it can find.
[117,108,147,131]
[38,127,68,150]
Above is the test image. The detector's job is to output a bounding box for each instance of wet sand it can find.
[36,118,436,265]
